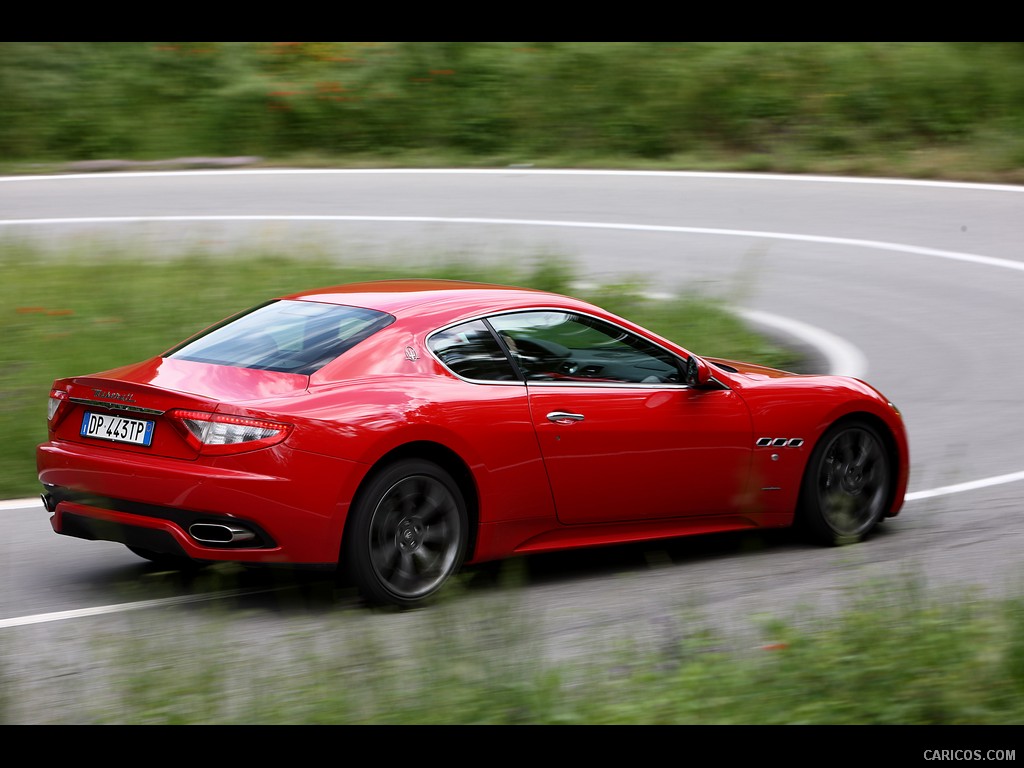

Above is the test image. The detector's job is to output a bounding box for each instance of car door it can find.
[487,310,754,525]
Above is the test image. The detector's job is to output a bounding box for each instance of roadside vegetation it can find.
[2,567,1023,724]
[2,42,1024,183]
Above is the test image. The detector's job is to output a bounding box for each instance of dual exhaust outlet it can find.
[188,523,256,545]
[42,492,256,546]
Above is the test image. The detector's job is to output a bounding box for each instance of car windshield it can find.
[166,300,394,375]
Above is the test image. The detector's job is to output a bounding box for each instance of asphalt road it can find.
[2,168,1023,721]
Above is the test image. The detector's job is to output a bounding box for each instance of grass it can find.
[2,565,1023,724]
[0,240,799,500]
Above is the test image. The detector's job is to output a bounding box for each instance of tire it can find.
[344,459,468,607]
[797,420,893,545]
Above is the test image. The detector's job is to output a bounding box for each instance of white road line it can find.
[1,497,39,510]
[0,589,271,629]
[904,471,1024,501]
[2,167,1023,193]
[737,309,869,379]
[4,215,1023,275]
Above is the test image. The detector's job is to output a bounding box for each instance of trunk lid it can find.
[49,357,308,459]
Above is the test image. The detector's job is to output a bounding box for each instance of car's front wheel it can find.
[345,459,468,607]
[798,420,893,545]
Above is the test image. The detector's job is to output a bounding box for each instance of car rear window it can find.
[166,300,394,375]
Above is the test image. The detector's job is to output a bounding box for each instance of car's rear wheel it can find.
[345,459,468,607]
[798,420,892,545]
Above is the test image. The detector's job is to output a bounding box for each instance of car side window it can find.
[487,311,683,384]
[428,320,519,381]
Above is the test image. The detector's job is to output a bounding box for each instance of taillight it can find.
[168,409,292,455]
[48,389,69,423]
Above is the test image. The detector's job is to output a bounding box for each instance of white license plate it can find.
[80,411,155,446]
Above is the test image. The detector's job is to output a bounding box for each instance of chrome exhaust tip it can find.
[41,493,57,513]
[189,523,256,545]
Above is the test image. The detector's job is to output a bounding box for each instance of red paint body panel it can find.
[526,385,753,524]
[711,359,909,518]
[38,439,365,563]
[37,280,910,592]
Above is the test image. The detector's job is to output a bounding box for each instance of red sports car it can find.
[37,280,909,607]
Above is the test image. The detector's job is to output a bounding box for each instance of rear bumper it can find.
[37,439,367,565]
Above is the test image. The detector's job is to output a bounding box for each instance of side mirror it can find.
[684,354,712,388]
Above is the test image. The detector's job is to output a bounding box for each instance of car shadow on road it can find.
[92,523,897,615]
[461,526,807,590]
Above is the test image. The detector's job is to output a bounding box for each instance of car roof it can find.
[282,279,587,319]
